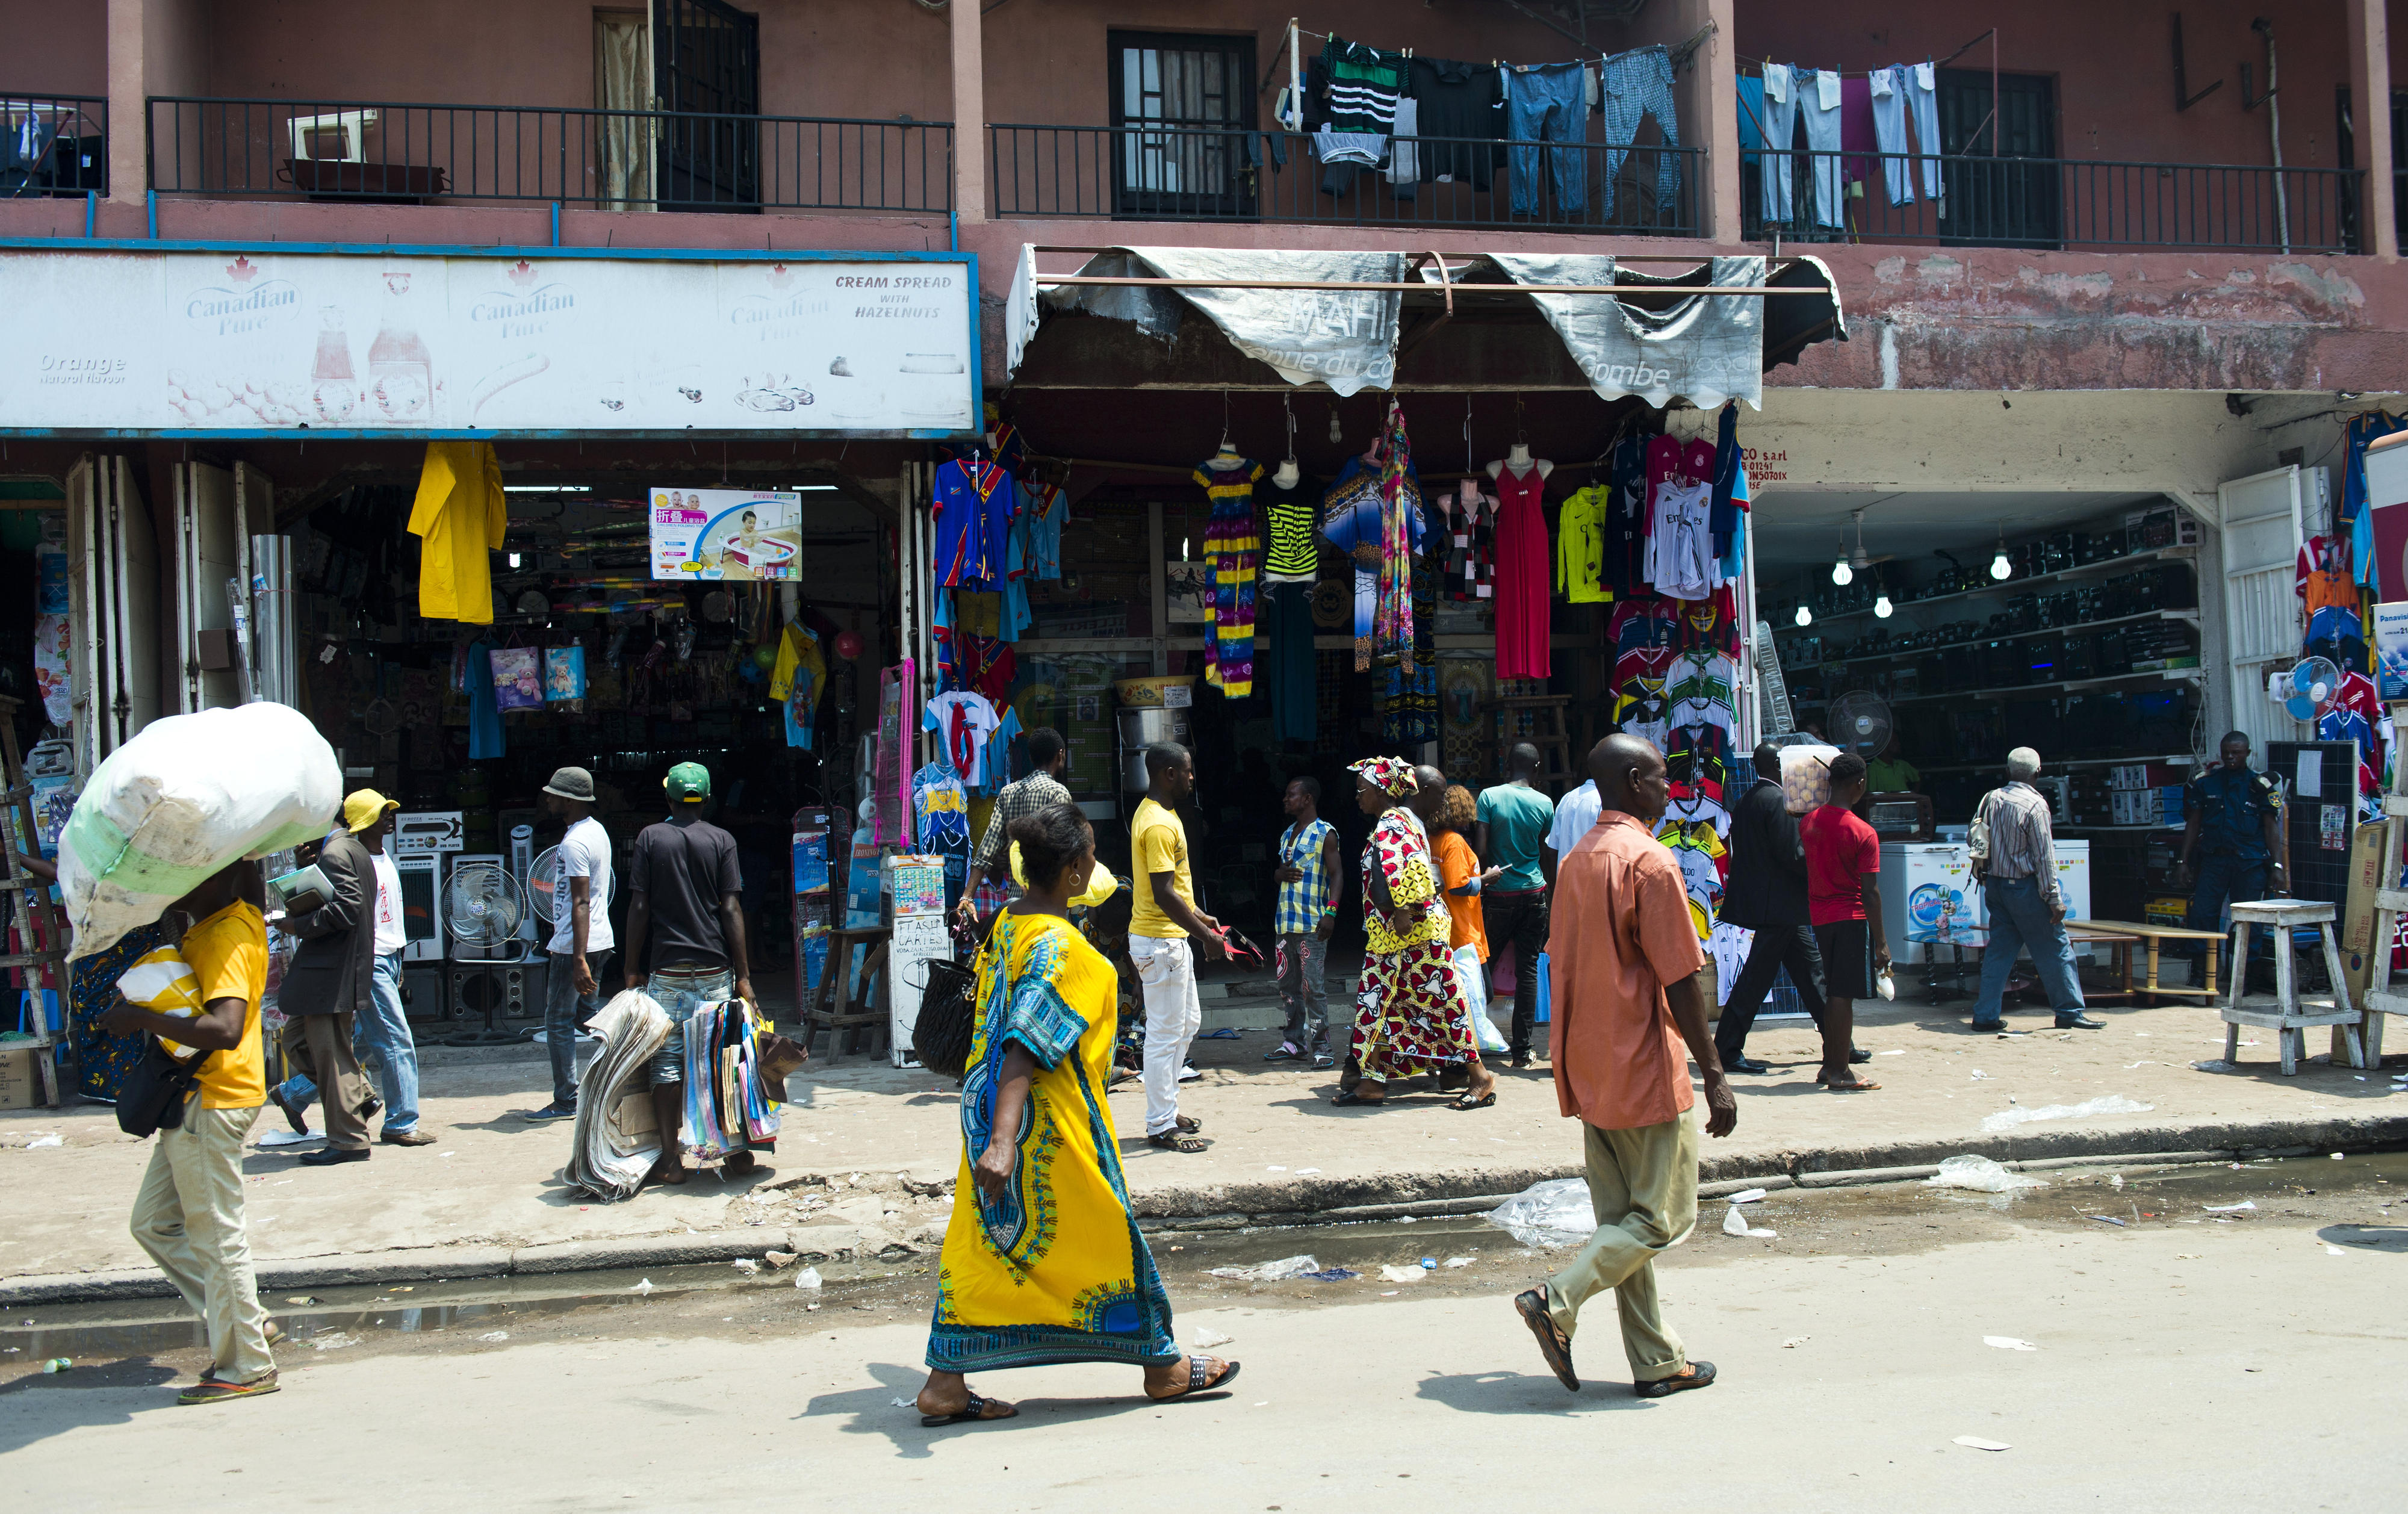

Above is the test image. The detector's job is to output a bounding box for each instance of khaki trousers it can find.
[1544,1113,1698,1383]
[290,1011,373,1150]
[129,1102,275,1383]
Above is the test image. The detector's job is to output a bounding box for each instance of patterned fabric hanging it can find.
[1373,400,1417,666]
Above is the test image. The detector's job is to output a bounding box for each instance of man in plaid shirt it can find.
[954,727,1072,926]
[1267,775,1345,1069]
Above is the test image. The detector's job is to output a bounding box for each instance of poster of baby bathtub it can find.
[0,248,977,437]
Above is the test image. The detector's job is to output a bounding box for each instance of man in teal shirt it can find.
[1476,743,1557,1067]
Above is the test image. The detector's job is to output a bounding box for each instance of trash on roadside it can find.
[1728,1188,1769,1204]
[631,1278,656,1294]
[1194,1326,1234,1348]
[40,1357,71,1373]
[1209,1255,1320,1282]
[1723,1206,1751,1236]
[1978,1094,2154,1134]
[1295,1167,1321,1176]
[1924,1155,2047,1193]
[1442,1256,1475,1268]
[1781,1337,1809,1349]
[793,1267,824,1290]
[1418,1256,1437,1269]
[2087,1215,2127,1227]
[1298,1268,1359,1282]
[891,1397,914,1409]
[2202,1202,2256,1213]
[310,1332,359,1351]
[1485,1177,1595,1248]
[24,1134,62,1148]
[2109,1174,2124,1188]
[2191,1059,2233,1072]
[478,1331,509,1342]
[2325,1244,2347,1255]
[731,1259,760,1274]
[1953,1436,2011,1451]
[1983,1336,2038,1351]
[285,1296,318,1306]
[1378,1264,1427,1283]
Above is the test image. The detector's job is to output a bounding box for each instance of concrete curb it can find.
[8,1112,2403,1306]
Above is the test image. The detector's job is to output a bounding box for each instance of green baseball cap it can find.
[665,762,712,802]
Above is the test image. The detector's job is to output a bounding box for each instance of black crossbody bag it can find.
[117,1041,216,1139]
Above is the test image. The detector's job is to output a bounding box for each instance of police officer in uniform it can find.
[2176,730,2285,981]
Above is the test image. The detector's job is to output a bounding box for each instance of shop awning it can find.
[1005,245,1846,409]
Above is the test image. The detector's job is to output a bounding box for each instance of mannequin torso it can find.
[1486,444,1553,481]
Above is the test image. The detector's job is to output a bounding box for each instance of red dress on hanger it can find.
[1494,464,1550,680]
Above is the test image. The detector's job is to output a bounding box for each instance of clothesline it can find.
[1275,20,1714,87]
[1735,25,1998,81]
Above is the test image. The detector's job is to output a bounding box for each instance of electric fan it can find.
[440,860,528,1047]
[1827,689,1896,760]
[525,844,619,929]
[2277,656,2342,723]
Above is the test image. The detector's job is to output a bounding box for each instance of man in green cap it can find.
[622,761,753,1188]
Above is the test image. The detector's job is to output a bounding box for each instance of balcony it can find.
[145,98,951,214]
[1741,149,2364,255]
[3,92,108,199]
[990,124,1702,235]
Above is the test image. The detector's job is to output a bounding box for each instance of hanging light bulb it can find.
[1874,592,1893,618]
[1328,402,1343,444]
[1990,527,2012,581]
[1794,602,1813,627]
[1831,529,1853,586]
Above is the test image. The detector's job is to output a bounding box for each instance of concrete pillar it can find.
[107,0,209,210]
[2346,0,2397,258]
[1702,0,1741,244]
[949,0,986,223]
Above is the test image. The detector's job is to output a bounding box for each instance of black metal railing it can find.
[991,123,1702,234]
[146,98,951,213]
[1740,149,2362,253]
[2,92,107,199]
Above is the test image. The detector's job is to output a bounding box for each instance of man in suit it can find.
[279,791,388,1165]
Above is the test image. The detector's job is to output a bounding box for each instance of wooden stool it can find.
[1486,695,1576,795]
[2224,900,2365,1076]
[801,925,890,1061]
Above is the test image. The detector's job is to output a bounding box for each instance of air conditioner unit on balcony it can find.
[288,110,378,163]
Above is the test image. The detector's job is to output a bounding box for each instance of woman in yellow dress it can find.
[916,802,1240,1426]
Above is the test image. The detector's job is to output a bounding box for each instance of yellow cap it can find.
[342,790,402,834]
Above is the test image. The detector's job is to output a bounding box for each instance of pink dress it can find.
[1493,465,1551,679]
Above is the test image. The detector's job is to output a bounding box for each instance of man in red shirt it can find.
[1799,754,1884,1093]
[1513,734,1736,1400]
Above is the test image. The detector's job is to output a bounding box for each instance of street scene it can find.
[5,2,2408,1512]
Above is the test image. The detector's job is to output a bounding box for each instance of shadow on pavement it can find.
[1413,1367,1656,1415]
[0,1357,183,1454]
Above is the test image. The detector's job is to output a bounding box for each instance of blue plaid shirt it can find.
[1276,817,1338,934]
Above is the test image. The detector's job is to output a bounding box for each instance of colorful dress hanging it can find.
[1193,459,1265,698]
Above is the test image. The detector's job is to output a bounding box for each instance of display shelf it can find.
[1916,752,2197,777]
[1775,546,2196,633]
[1882,665,2202,707]
[1802,609,2199,672]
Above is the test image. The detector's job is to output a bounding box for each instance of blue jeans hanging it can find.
[1506,62,1588,217]
[1597,45,1680,219]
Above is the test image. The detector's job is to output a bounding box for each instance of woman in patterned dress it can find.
[916,803,1238,1426]
[1332,758,1497,1110]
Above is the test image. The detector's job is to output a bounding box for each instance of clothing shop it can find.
[0,243,973,1091]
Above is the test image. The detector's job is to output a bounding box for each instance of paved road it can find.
[6,1159,2400,1512]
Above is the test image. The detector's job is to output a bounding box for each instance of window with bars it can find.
[1109,31,1258,219]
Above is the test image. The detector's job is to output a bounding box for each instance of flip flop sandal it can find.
[1823,1078,1882,1093]
[920,1391,1018,1427]
[1451,1091,1497,1111]
[1329,1090,1385,1106]
[1149,1355,1241,1402]
[1146,1131,1208,1153]
[1634,1360,1718,1398]
[1514,1289,1578,1392]
[176,1371,280,1406]
[1175,1114,1203,1134]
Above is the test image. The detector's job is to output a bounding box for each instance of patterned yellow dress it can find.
[1351,807,1478,1082]
[925,908,1180,1372]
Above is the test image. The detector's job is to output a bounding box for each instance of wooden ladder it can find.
[1485,695,1577,795]
[2356,754,2408,1064]
[0,697,69,1107]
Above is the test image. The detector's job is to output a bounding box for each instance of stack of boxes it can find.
[2108,762,2188,827]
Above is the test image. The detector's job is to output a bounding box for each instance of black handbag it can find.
[117,1040,214,1139]
[911,957,979,1081]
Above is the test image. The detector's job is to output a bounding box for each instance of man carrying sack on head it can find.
[278,790,399,1165]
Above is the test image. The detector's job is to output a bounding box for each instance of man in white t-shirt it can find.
[1542,778,1603,890]
[531,766,617,1118]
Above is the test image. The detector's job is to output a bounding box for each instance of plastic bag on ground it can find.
[1978,1094,2155,1134]
[1208,1255,1320,1282]
[1452,944,1509,1055]
[1486,1177,1595,1248]
[59,703,341,960]
[1924,1155,2049,1193]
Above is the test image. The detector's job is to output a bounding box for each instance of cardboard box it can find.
[0,1047,40,1109]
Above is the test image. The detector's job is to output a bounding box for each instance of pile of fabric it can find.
[679,997,787,1161]
[565,990,674,1201]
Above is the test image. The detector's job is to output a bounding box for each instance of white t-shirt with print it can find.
[548,815,617,955]
[371,851,407,955]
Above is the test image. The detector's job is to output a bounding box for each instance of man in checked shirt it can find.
[1969,746,2102,1032]
[955,727,1073,929]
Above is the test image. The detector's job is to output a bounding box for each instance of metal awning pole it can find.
[1033,274,1828,296]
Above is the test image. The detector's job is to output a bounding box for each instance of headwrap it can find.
[1350,755,1418,798]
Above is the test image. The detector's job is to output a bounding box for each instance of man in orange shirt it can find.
[1515,734,1736,1398]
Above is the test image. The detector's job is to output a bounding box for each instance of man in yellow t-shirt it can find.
[100,860,279,1405]
[1128,743,1227,1153]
